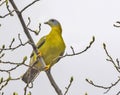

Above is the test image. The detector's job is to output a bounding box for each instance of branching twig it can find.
[9,0,46,68]
[86,43,120,94]
[9,0,63,95]
[20,0,40,13]
[1,0,95,95]
[64,76,73,95]
[61,36,95,59]
[27,17,41,35]
[5,0,14,16]
[0,10,14,18]
[103,43,120,73]
[28,23,41,35]
[0,56,27,72]
[0,0,14,18]
[86,77,120,94]
[0,34,29,51]
[0,72,21,90]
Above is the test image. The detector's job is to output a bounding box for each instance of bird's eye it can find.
[51,19,55,22]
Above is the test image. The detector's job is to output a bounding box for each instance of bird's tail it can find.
[22,67,40,84]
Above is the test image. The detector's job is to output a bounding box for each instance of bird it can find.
[22,19,66,84]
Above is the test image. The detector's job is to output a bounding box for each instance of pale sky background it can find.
[1,0,120,95]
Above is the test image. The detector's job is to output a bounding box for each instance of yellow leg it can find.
[37,52,50,71]
[37,51,42,57]
[44,64,50,71]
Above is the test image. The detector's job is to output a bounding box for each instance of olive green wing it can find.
[22,36,46,84]
[30,36,46,58]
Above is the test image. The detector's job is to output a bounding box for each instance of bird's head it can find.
[44,19,62,32]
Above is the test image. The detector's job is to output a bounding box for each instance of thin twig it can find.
[9,38,15,48]
[103,43,120,73]
[27,17,41,35]
[0,34,29,51]
[27,17,31,27]
[0,10,15,18]
[0,72,20,90]
[61,36,95,59]
[86,77,120,94]
[0,53,5,58]
[86,43,120,94]
[20,0,40,13]
[5,0,14,16]
[116,91,120,95]
[64,76,73,95]
[24,84,28,95]
[9,0,46,68]
[0,0,5,6]
[9,1,63,95]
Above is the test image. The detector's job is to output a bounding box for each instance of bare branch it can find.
[0,72,20,90]
[70,46,75,55]
[0,56,27,72]
[86,43,120,94]
[0,0,5,6]
[9,0,46,68]
[24,83,33,95]
[24,84,28,95]
[9,1,63,95]
[116,91,120,95]
[9,38,15,48]
[20,0,40,13]
[46,70,63,95]
[27,17,31,27]
[64,76,73,95]
[0,34,29,51]
[86,77,120,94]
[0,53,5,58]
[5,0,14,16]
[27,17,41,35]
[103,43,120,73]
[61,36,95,58]
[0,10,14,18]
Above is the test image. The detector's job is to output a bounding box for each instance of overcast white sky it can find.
[1,0,120,95]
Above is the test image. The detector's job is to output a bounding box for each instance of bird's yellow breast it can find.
[30,27,66,69]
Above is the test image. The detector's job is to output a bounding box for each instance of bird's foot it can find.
[44,64,50,71]
[37,51,42,57]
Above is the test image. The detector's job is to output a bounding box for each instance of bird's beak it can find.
[44,21,49,24]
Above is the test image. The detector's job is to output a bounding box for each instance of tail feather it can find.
[22,67,40,84]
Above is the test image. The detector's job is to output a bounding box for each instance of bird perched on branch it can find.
[22,19,66,84]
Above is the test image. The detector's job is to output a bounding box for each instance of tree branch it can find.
[46,70,63,95]
[64,76,73,95]
[20,0,40,13]
[86,43,120,94]
[103,43,120,73]
[9,0,62,95]
[86,77,120,94]
[0,34,29,51]
[60,36,95,59]
[27,17,41,35]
